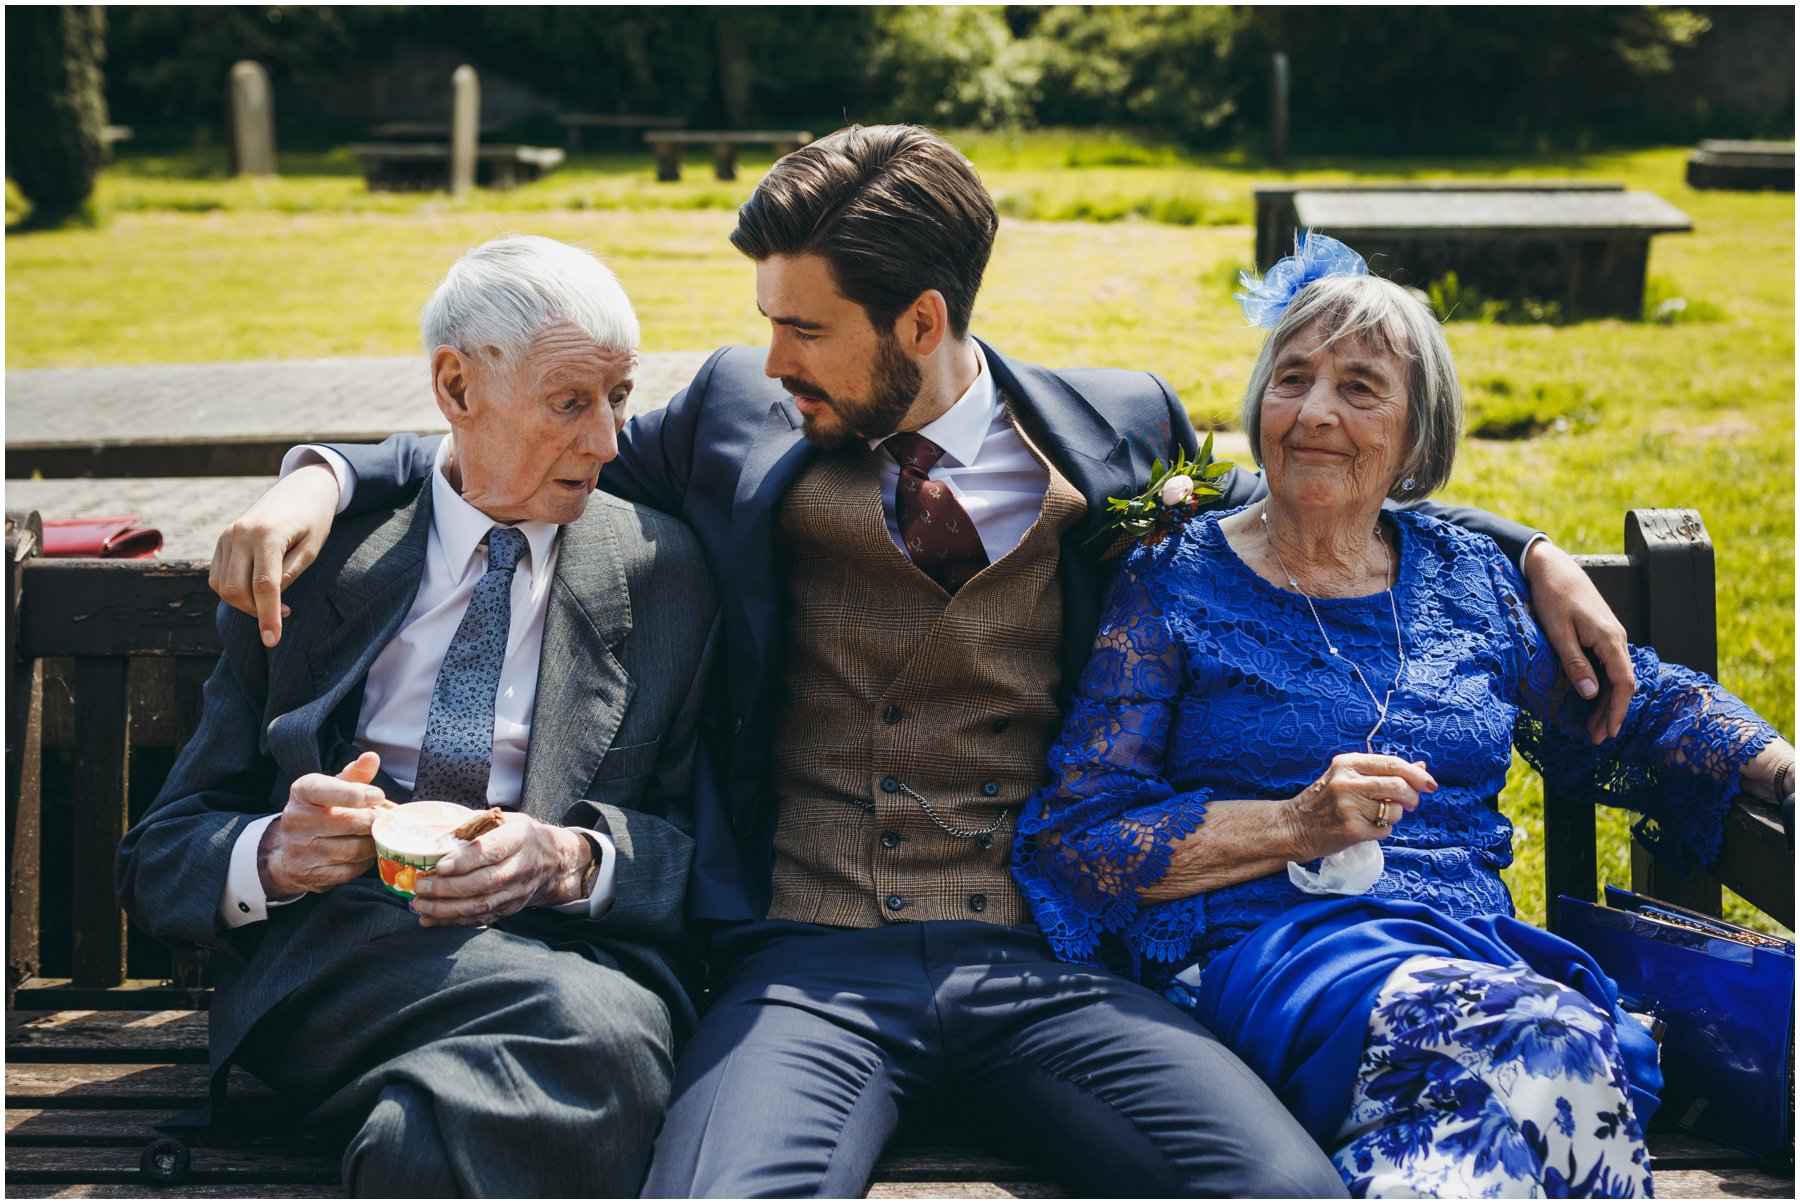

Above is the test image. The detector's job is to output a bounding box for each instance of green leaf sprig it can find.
[1093,431,1233,548]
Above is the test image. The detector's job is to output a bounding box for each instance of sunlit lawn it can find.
[7,130,1792,929]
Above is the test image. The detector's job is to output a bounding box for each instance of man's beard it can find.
[786,333,922,451]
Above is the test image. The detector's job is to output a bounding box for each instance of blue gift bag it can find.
[1556,887,1794,1158]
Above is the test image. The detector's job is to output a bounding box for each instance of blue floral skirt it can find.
[1329,956,1653,1198]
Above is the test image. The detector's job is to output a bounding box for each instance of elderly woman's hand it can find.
[1284,753,1437,860]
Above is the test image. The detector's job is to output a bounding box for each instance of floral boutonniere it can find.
[1094,431,1233,548]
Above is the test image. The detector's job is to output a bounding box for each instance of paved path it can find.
[6,352,714,449]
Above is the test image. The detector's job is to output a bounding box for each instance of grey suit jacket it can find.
[115,479,721,1073]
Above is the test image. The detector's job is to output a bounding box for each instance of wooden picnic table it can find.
[554,112,686,151]
[1253,180,1625,273]
[1686,139,1795,191]
[346,142,565,192]
[1291,188,1693,317]
[4,352,712,480]
[643,129,812,181]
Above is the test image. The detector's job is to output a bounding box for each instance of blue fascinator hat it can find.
[1235,231,1368,328]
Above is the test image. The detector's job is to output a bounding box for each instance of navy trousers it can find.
[643,920,1345,1198]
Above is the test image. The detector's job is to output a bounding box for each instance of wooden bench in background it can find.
[346,142,565,192]
[554,112,686,152]
[4,506,1791,1197]
[643,129,812,182]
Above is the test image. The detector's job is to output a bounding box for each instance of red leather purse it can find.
[40,515,163,559]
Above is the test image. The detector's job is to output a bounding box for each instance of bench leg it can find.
[70,656,131,989]
[713,141,738,182]
[655,144,683,182]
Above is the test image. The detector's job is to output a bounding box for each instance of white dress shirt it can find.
[221,440,617,927]
[867,343,1051,564]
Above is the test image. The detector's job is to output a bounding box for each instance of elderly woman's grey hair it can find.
[1241,274,1463,501]
[420,234,640,374]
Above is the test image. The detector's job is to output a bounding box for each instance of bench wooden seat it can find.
[4,507,1791,1197]
[1288,188,1692,317]
[643,129,812,181]
[7,1009,1788,1198]
[1686,140,1796,192]
[345,142,564,192]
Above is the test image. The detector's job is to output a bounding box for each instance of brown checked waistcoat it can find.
[767,406,1086,928]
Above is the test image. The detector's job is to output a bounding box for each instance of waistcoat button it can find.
[992,718,1010,733]
[881,830,900,848]
[881,776,899,793]
[969,893,987,913]
[885,895,906,911]
[981,780,1000,797]
[976,833,993,850]
[883,705,902,724]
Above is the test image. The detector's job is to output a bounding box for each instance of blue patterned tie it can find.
[412,526,528,806]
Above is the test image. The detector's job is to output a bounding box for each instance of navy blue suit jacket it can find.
[330,340,1534,922]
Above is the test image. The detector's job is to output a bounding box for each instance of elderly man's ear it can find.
[430,345,478,428]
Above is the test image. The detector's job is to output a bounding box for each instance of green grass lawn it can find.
[7,130,1792,929]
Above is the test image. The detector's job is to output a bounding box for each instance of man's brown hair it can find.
[730,125,997,337]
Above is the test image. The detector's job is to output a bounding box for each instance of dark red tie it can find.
[884,433,989,594]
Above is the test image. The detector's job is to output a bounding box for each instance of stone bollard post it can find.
[1266,53,1290,170]
[228,61,276,177]
[450,65,480,196]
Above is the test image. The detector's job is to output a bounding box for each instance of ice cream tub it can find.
[372,800,475,898]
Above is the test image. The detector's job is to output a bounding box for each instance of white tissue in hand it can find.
[1287,840,1384,896]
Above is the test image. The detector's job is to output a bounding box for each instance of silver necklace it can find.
[1260,503,1408,752]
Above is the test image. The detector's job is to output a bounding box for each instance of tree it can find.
[6,6,108,228]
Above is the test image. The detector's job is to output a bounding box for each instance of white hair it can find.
[1241,273,1463,500]
[420,234,639,374]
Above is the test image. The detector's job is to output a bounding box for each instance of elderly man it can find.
[116,235,718,1198]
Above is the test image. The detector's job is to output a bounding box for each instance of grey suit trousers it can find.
[235,912,673,1198]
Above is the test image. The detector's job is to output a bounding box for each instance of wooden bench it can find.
[554,112,686,152]
[1253,181,1626,277]
[345,143,565,192]
[1287,188,1693,318]
[1686,140,1796,192]
[643,130,812,182]
[4,506,1791,1197]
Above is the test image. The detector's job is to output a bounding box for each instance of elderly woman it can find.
[1012,237,1794,1198]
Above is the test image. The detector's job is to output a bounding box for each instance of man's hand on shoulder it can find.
[409,816,592,927]
[211,461,342,649]
[258,752,386,899]
[1520,538,1635,743]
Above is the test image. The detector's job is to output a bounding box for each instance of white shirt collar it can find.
[870,341,998,468]
[430,438,559,585]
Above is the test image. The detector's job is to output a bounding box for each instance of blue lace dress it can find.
[1013,507,1778,1197]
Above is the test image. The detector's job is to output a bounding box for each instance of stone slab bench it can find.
[1253,180,1625,270]
[643,129,812,181]
[554,112,686,151]
[4,352,712,479]
[345,142,565,192]
[1290,188,1693,317]
[4,504,1789,1195]
[1686,140,1795,192]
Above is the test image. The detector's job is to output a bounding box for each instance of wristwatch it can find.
[577,830,604,901]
